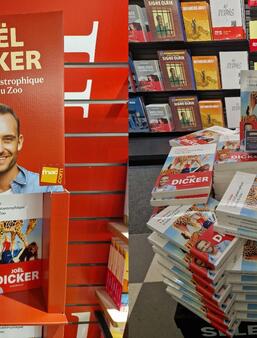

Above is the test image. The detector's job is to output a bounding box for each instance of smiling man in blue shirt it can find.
[0,104,63,194]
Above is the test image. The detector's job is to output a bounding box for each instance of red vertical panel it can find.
[65,166,126,191]
[65,104,128,133]
[65,137,128,164]
[1,0,128,62]
[65,68,128,100]
[70,194,125,218]
[69,220,112,242]
[68,244,110,264]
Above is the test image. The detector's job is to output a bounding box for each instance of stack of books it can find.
[215,172,257,241]
[226,240,257,322]
[147,198,241,336]
[214,133,257,200]
[106,237,128,311]
[151,144,216,206]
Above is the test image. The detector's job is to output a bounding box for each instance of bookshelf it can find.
[129,0,252,164]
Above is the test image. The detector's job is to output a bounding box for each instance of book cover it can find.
[142,7,153,41]
[0,326,42,338]
[219,52,248,89]
[128,97,149,132]
[129,56,138,93]
[192,56,221,90]
[189,224,238,269]
[240,70,257,151]
[0,13,64,190]
[145,104,174,132]
[144,0,184,41]
[228,240,257,274]
[216,172,257,220]
[225,97,241,129]
[199,100,224,128]
[0,193,42,294]
[210,0,246,40]
[169,126,234,147]
[134,60,164,91]
[147,203,217,253]
[249,0,257,7]
[151,144,216,198]
[169,96,202,132]
[181,2,212,41]
[250,20,257,52]
[158,50,195,91]
[128,5,147,42]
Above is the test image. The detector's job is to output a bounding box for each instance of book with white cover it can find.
[219,52,248,89]
[225,97,241,129]
[210,0,246,40]
[152,144,216,198]
[235,302,257,312]
[0,326,42,338]
[236,293,257,303]
[227,273,257,285]
[147,200,238,269]
[216,172,257,223]
[232,284,257,293]
[215,223,257,242]
[169,126,235,147]
[227,240,257,274]
[150,194,209,207]
[237,311,257,321]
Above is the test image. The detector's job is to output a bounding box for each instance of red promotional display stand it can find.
[0,192,70,338]
[1,1,128,337]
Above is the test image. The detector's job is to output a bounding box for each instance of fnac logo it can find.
[41,167,63,184]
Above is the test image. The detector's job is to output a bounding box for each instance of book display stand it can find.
[0,192,70,338]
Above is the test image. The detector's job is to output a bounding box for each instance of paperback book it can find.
[0,193,43,294]
[129,5,148,42]
[228,240,257,274]
[219,51,248,89]
[192,56,221,90]
[169,96,202,132]
[181,2,212,41]
[128,97,149,132]
[225,97,241,129]
[145,104,174,132]
[250,20,257,52]
[240,70,257,152]
[158,50,195,91]
[199,100,224,128]
[151,144,216,199]
[210,0,246,40]
[169,126,235,147]
[134,60,164,91]
[144,0,184,41]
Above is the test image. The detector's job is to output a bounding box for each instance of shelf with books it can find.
[129,89,240,103]
[130,39,249,60]
[95,289,128,327]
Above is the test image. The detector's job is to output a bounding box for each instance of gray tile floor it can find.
[129,164,183,338]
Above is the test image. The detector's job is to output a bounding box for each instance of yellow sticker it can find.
[41,167,59,184]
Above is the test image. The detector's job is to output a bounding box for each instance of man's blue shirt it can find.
[10,166,63,193]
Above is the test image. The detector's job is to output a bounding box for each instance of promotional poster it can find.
[0,12,64,187]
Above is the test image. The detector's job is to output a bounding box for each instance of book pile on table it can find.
[214,134,257,200]
[151,144,216,207]
[215,172,257,241]
[226,240,257,322]
[147,198,241,336]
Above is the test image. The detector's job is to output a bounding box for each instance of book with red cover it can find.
[158,50,195,91]
[249,0,257,7]
[144,0,184,41]
[169,96,202,132]
[0,12,64,187]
